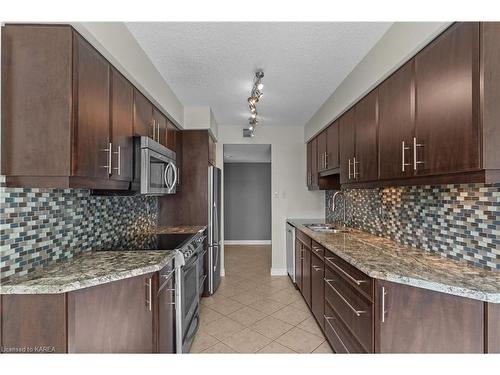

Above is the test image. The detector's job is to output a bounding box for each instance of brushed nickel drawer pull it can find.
[325,257,367,286]
[381,286,387,323]
[146,277,153,311]
[324,314,350,353]
[324,277,367,317]
[312,265,322,272]
[312,246,322,253]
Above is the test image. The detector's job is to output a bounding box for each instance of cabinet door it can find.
[375,280,484,353]
[133,89,153,138]
[306,141,312,188]
[414,22,480,176]
[302,246,312,307]
[326,121,339,170]
[311,253,325,329]
[111,68,134,182]
[311,137,319,187]
[73,33,110,179]
[167,120,177,151]
[339,110,355,184]
[378,61,415,180]
[317,130,327,171]
[67,273,155,353]
[354,90,378,182]
[153,108,167,146]
[295,239,303,291]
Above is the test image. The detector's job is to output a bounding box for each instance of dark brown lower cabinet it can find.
[0,263,175,353]
[293,230,496,354]
[302,244,311,307]
[375,280,484,353]
[295,239,303,292]
[1,294,67,353]
[67,273,155,353]
[310,253,324,330]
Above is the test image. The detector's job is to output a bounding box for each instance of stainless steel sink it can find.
[304,223,349,233]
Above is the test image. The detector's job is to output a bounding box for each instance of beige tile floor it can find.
[190,245,332,353]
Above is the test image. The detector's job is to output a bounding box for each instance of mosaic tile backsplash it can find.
[0,183,158,282]
[325,184,500,271]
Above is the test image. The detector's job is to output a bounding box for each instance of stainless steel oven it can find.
[133,136,177,195]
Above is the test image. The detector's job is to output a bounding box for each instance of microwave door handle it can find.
[170,162,177,190]
[164,162,172,190]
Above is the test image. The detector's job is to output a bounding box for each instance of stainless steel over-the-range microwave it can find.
[132,136,177,195]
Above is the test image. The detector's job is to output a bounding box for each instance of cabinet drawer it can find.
[296,230,311,248]
[324,250,373,300]
[324,299,367,353]
[324,266,373,352]
[311,240,324,258]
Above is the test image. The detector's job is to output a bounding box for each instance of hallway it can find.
[190,245,331,353]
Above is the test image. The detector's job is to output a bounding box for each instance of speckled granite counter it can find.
[153,225,206,234]
[287,219,500,303]
[0,250,176,295]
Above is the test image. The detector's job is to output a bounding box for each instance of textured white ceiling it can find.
[223,144,271,163]
[126,22,392,127]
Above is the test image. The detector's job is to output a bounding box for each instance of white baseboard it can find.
[270,268,288,276]
[224,240,272,245]
[220,268,225,277]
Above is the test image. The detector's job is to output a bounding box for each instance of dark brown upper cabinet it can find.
[353,90,378,182]
[317,130,327,172]
[310,137,319,188]
[378,60,415,180]
[315,22,500,188]
[326,121,340,171]
[111,68,134,182]
[306,141,313,188]
[133,89,153,138]
[73,34,111,181]
[339,110,356,184]
[2,24,176,190]
[153,107,168,147]
[166,120,178,151]
[414,22,480,177]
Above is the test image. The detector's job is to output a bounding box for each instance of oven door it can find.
[181,254,200,338]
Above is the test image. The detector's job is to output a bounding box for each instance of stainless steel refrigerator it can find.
[207,165,222,295]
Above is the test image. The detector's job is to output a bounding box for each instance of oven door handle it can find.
[163,161,177,192]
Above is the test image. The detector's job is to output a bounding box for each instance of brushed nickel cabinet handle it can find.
[348,158,352,179]
[157,122,160,143]
[324,257,367,286]
[312,265,322,272]
[324,314,350,353]
[112,145,121,175]
[413,137,425,170]
[381,286,387,323]
[146,277,153,311]
[353,157,359,178]
[325,152,329,168]
[152,120,156,140]
[401,141,411,172]
[324,277,366,317]
[99,142,112,175]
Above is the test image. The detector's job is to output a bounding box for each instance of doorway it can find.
[223,144,272,277]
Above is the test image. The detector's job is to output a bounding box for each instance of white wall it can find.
[72,22,184,128]
[184,106,219,140]
[305,22,452,141]
[216,125,325,276]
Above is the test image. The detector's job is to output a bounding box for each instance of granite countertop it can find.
[287,218,500,303]
[153,225,207,234]
[0,250,176,295]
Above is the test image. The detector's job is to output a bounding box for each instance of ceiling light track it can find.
[244,70,264,137]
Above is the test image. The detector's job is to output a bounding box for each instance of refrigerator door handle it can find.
[213,244,219,272]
